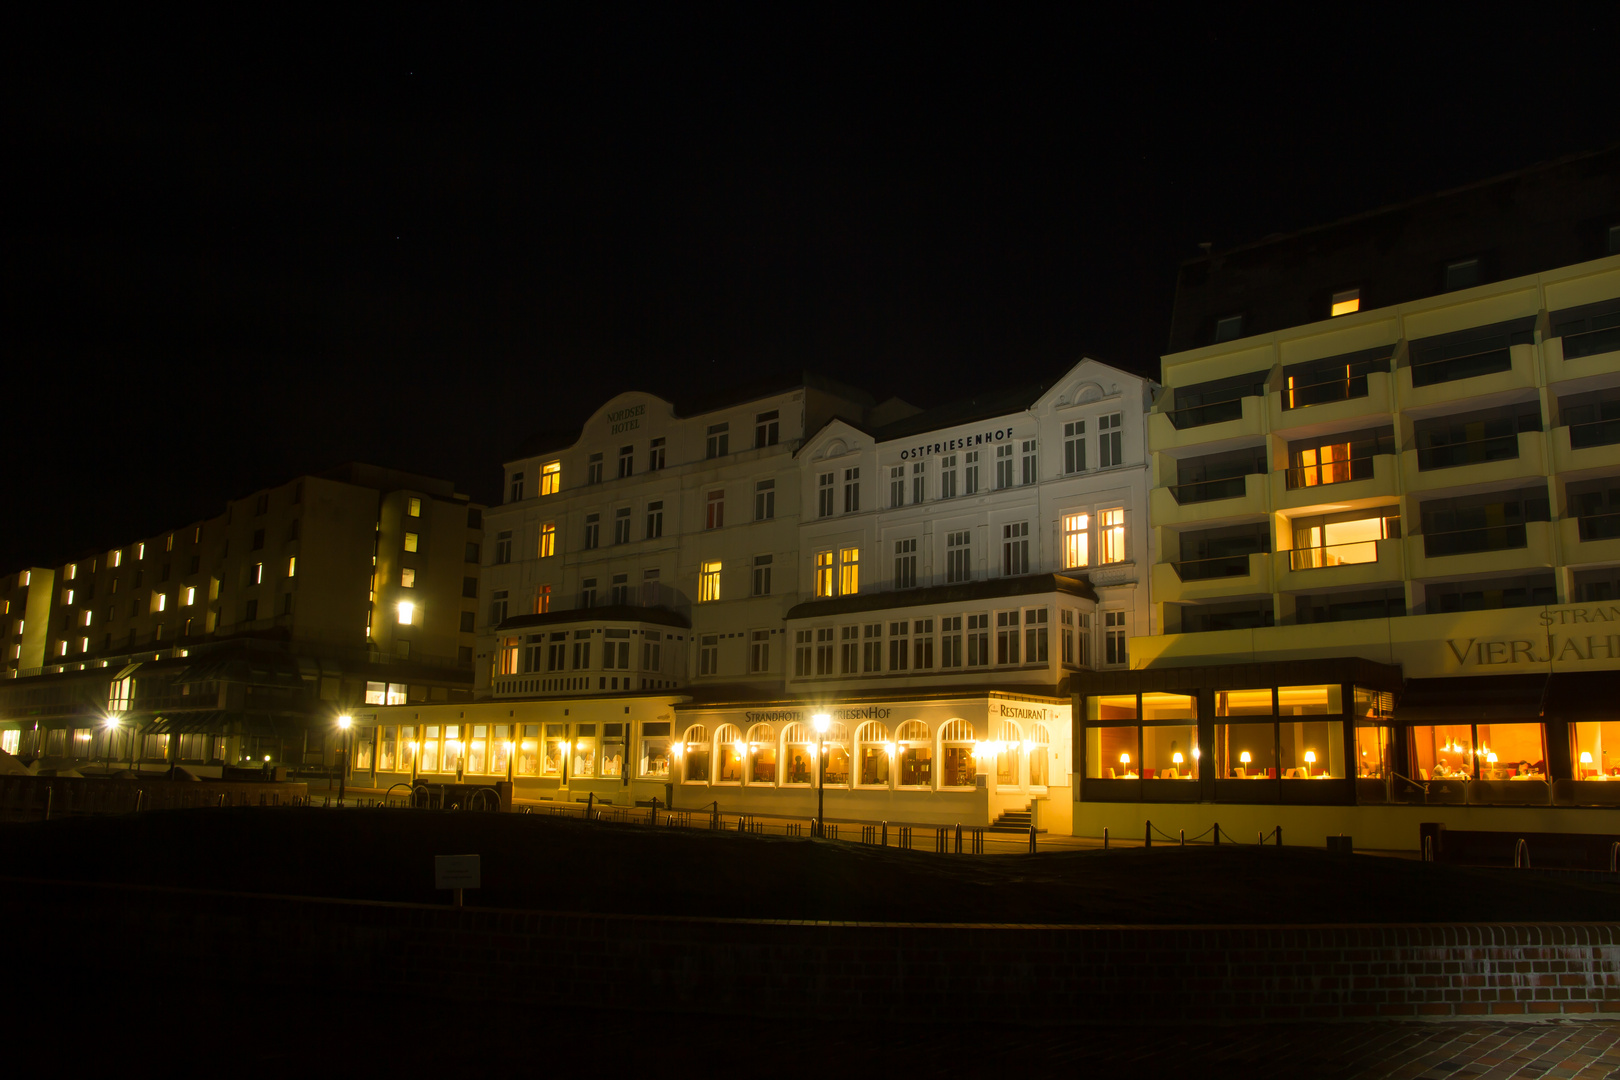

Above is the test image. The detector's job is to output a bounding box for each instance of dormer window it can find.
[1443,258,1481,292]
[1330,288,1360,317]
[1213,314,1245,343]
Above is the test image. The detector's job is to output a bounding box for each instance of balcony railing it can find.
[1166,397,1246,430]
[1577,511,1620,542]
[1284,455,1377,490]
[1172,553,1261,581]
[1422,523,1528,558]
[1280,359,1387,411]
[1562,325,1620,360]
[1288,541,1379,570]
[1415,433,1520,471]
[1170,475,1250,504]
[1409,346,1513,388]
[1567,417,1620,450]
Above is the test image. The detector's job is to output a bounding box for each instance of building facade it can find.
[0,463,484,771]
[1077,149,1620,848]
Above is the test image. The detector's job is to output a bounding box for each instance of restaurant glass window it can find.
[600,724,625,778]
[491,725,511,776]
[1086,693,1138,722]
[1477,722,1547,779]
[1142,725,1196,780]
[467,725,488,773]
[896,720,932,787]
[442,726,463,773]
[142,733,167,760]
[746,723,775,784]
[1088,726,1138,779]
[857,721,891,786]
[1142,692,1195,722]
[421,726,441,772]
[379,727,398,771]
[1028,723,1051,786]
[640,721,672,777]
[73,728,93,757]
[1277,684,1342,715]
[1217,723,1274,779]
[940,719,976,786]
[353,734,373,770]
[543,724,568,776]
[1571,721,1619,778]
[517,725,540,775]
[1278,719,1342,778]
[715,724,743,782]
[995,720,1021,786]
[1410,724,1476,780]
[781,723,814,784]
[681,724,710,783]
[572,724,597,778]
[1355,726,1391,779]
[821,722,850,786]
[1215,688,1273,716]
[400,726,417,772]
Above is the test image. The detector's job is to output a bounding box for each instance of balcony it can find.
[1551,420,1620,477]
[1268,370,1394,432]
[1273,453,1399,511]
[1560,515,1620,568]
[1275,537,1405,593]
[1152,551,1272,605]
[1150,394,1265,453]
[1150,471,1267,526]
[1399,343,1537,411]
[1408,521,1555,581]
[1400,430,1545,495]
[1545,327,1620,387]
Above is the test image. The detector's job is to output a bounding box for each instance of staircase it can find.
[988,804,1042,833]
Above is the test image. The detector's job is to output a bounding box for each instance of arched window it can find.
[940,718,976,787]
[996,719,1023,787]
[1029,722,1052,787]
[781,723,814,785]
[715,723,744,783]
[746,723,776,784]
[856,720,891,786]
[896,719,932,787]
[821,721,850,786]
[681,724,709,783]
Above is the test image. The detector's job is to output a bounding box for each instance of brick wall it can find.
[5,878,1616,1021]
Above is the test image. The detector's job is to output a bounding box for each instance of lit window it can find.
[1330,288,1360,317]
[397,601,415,625]
[81,610,92,626]
[19,570,30,585]
[541,460,561,495]
[287,556,297,578]
[404,532,419,553]
[156,593,167,612]
[63,589,74,605]
[539,522,556,557]
[67,563,77,581]
[111,550,122,568]
[699,560,722,603]
[839,547,859,595]
[535,584,551,613]
[400,568,416,588]
[137,543,146,560]
[165,534,174,552]
[815,551,835,597]
[79,637,89,653]
[407,497,422,517]
[252,562,263,585]
[1063,512,1091,568]
[184,587,196,606]
[1100,508,1126,563]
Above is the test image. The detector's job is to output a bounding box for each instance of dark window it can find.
[1560,386,1620,448]
[459,611,475,633]
[1424,574,1556,614]
[1408,316,1533,387]
[251,529,265,551]
[1412,402,1540,470]
[1175,524,1270,581]
[1213,314,1245,343]
[467,508,482,529]
[1574,567,1620,603]
[462,577,478,599]
[1179,599,1274,633]
[1169,370,1268,429]
[1567,477,1620,541]
[1173,446,1266,505]
[458,646,473,664]
[1293,588,1405,624]
[1442,257,1482,292]
[1419,488,1550,558]
[465,542,480,563]
[1552,298,1620,361]
[243,599,258,622]
[255,494,269,515]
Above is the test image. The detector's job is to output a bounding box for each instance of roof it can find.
[785,573,1097,621]
[867,378,1059,443]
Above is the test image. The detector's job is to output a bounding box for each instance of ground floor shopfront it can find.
[671,692,1073,829]
[1073,644,1620,851]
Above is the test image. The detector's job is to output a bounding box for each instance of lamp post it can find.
[103,714,120,773]
[337,714,352,805]
[812,712,830,837]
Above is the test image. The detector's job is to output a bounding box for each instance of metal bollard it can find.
[1103,826,1108,850]
[1145,819,1152,848]
[881,821,887,847]
[1275,825,1283,848]
[954,823,963,854]
[1179,829,1185,847]
[1213,822,1219,846]
[1028,824,1037,854]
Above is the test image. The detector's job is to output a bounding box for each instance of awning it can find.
[1543,672,1620,720]
[1393,674,1548,723]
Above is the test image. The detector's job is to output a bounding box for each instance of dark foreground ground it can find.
[6,806,1619,922]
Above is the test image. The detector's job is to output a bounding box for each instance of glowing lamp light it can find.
[263,755,271,763]
[1192,748,1201,760]
[1119,752,1130,765]
[1581,751,1593,764]
[811,713,831,735]
[337,714,352,730]
[733,740,745,755]
[103,714,120,729]
[1486,752,1497,764]
[1304,750,1316,764]
[1172,752,1184,765]
[396,600,415,625]
[1240,751,1251,764]
[885,742,896,757]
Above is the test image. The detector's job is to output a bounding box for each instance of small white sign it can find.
[435,854,481,890]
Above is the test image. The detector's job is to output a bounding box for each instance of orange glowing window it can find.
[1330,288,1360,317]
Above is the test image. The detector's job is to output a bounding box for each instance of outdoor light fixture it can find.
[336,714,354,803]
[811,713,831,835]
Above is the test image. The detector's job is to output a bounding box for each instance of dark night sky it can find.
[8,7,1618,570]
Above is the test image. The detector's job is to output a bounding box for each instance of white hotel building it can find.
[357,361,1155,828]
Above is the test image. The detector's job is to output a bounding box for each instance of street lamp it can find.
[337,714,352,805]
[812,712,830,836]
[103,714,120,773]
